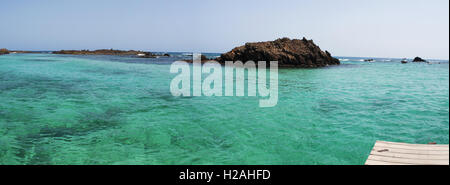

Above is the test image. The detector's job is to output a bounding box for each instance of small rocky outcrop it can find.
[412,57,427,62]
[216,37,340,68]
[137,52,159,58]
[182,54,212,63]
[0,48,10,55]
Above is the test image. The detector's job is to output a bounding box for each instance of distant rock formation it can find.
[52,49,168,58]
[0,48,10,55]
[216,37,340,68]
[182,54,211,63]
[412,57,427,62]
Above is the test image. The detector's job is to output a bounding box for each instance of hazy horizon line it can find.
[3,48,449,61]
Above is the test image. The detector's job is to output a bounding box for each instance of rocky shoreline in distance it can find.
[4,43,438,67]
[52,49,170,58]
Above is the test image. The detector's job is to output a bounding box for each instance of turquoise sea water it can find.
[0,53,448,165]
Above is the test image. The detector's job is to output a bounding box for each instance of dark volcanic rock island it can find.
[216,37,340,68]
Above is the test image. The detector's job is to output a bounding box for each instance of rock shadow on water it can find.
[0,72,89,99]
[23,59,61,62]
[76,107,125,133]
[158,94,194,102]
[331,63,363,69]
[23,107,125,140]
[369,97,398,111]
[141,89,194,102]
[82,68,131,76]
[4,106,127,164]
[316,99,341,113]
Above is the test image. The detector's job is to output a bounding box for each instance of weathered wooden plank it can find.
[370,151,449,160]
[367,155,449,165]
[366,141,449,165]
[365,159,411,165]
[372,146,449,155]
[375,142,449,151]
[377,141,448,147]
[374,142,449,151]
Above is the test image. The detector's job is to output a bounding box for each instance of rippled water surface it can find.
[0,54,448,164]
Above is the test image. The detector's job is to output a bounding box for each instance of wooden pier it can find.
[365,141,449,165]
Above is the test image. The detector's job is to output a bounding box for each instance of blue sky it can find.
[1,0,449,59]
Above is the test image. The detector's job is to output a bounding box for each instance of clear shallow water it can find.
[0,54,448,165]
